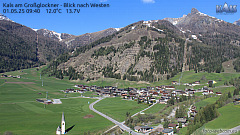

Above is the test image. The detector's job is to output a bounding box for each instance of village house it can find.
[64,88,75,93]
[191,81,200,86]
[190,106,198,117]
[171,81,178,85]
[175,90,185,95]
[121,93,128,99]
[162,91,172,97]
[233,98,240,105]
[1,74,8,77]
[155,128,164,134]
[134,126,152,133]
[159,96,170,104]
[186,89,196,96]
[149,97,156,103]
[165,86,175,90]
[202,89,213,95]
[197,88,203,92]
[168,123,177,129]
[208,80,217,84]
[216,92,222,96]
[155,86,162,90]
[152,91,159,97]
[177,118,187,126]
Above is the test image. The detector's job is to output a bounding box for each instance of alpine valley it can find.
[1,8,240,81]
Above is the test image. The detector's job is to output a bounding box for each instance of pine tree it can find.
[228,91,232,98]
[173,126,177,133]
[179,122,182,128]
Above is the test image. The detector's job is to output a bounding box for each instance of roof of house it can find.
[168,123,177,127]
[134,126,142,130]
[57,126,61,131]
[141,126,151,129]
[156,128,164,132]
[163,128,174,133]
[177,118,187,123]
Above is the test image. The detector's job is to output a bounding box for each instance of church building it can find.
[56,112,66,134]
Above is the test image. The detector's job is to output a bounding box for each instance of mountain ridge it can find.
[44,8,240,81]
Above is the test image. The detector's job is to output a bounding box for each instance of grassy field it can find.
[72,70,240,89]
[143,104,166,114]
[1,67,240,134]
[94,97,149,122]
[212,86,236,94]
[222,59,236,73]
[154,70,240,88]
[205,103,240,131]
[194,103,240,135]
[0,98,114,135]
[178,126,188,135]
[194,96,219,111]
[0,68,114,135]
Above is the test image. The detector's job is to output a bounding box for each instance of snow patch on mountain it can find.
[35,29,64,41]
[0,13,13,22]
[115,28,121,31]
[32,29,38,32]
[142,20,164,32]
[52,31,62,41]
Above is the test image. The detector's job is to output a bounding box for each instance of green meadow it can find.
[194,96,220,111]
[0,68,114,135]
[94,97,149,122]
[143,104,166,114]
[1,67,240,134]
[194,103,240,135]
[0,98,114,135]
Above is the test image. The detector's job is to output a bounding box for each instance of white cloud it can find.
[100,0,108,2]
[142,0,155,3]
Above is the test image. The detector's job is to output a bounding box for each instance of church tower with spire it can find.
[61,112,65,134]
[56,112,66,135]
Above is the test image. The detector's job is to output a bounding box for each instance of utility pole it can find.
[42,78,43,87]
[46,91,48,99]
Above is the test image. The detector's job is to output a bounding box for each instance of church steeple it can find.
[56,112,66,135]
[62,112,65,122]
[61,112,65,134]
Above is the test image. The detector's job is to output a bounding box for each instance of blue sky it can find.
[1,0,240,35]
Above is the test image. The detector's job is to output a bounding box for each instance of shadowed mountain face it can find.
[0,19,67,72]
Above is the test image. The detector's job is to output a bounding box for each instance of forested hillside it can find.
[0,20,67,72]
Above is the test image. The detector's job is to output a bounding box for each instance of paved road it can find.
[103,102,158,134]
[167,106,177,119]
[89,98,142,135]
